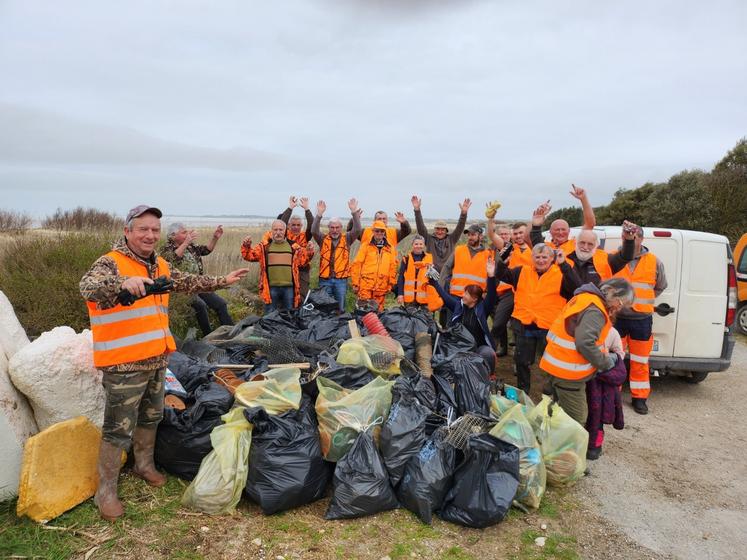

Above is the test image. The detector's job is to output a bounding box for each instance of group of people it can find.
[80,187,667,521]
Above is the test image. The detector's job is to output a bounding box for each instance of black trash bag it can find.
[180,339,231,364]
[325,430,399,519]
[430,373,458,423]
[320,361,376,390]
[380,389,430,487]
[379,307,437,360]
[304,287,341,313]
[226,314,261,339]
[397,429,457,524]
[155,382,234,480]
[438,433,520,528]
[256,309,300,337]
[432,324,476,369]
[244,398,331,515]
[167,352,215,393]
[451,352,491,416]
[297,314,354,346]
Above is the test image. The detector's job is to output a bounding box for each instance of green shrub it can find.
[0,232,115,337]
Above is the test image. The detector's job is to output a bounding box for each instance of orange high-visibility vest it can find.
[450,245,489,297]
[360,226,398,249]
[402,253,443,311]
[540,292,611,380]
[288,231,310,248]
[87,251,175,368]
[547,238,576,255]
[509,245,533,268]
[511,264,567,329]
[613,252,657,313]
[319,235,351,279]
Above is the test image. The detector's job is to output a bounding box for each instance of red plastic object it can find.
[361,312,391,337]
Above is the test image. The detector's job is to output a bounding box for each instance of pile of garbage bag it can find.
[161,290,592,527]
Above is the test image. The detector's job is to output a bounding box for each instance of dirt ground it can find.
[495,335,747,560]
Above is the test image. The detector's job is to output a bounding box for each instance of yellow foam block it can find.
[17,416,106,522]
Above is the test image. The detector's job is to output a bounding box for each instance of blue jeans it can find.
[266,286,294,312]
[319,277,348,312]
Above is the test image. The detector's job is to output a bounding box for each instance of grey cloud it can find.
[0,103,286,171]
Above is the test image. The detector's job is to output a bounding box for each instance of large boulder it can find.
[9,327,105,430]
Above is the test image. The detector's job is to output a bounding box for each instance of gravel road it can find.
[575,336,747,559]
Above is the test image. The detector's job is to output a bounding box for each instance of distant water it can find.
[162,215,275,227]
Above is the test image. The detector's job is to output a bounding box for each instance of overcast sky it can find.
[1,0,745,221]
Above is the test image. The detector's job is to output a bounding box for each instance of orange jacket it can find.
[567,249,613,281]
[613,252,657,313]
[242,238,311,307]
[496,245,533,295]
[260,229,314,253]
[350,240,398,297]
[511,264,567,329]
[361,226,398,249]
[449,245,489,297]
[540,292,611,380]
[87,251,175,368]
[319,234,351,279]
[401,252,443,311]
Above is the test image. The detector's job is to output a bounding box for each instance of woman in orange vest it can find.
[396,235,443,312]
[494,243,581,394]
[539,278,634,425]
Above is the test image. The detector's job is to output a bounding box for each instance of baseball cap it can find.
[372,220,387,230]
[464,223,484,235]
[126,205,162,223]
[434,220,449,232]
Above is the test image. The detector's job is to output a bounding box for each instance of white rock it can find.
[0,290,30,360]
[534,537,546,547]
[0,411,23,500]
[252,538,262,546]
[540,523,547,530]
[9,327,105,430]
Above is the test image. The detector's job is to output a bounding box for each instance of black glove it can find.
[116,276,174,306]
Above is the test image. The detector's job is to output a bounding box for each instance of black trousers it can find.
[512,324,548,394]
[191,292,234,337]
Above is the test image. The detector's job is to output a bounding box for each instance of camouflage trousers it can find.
[101,367,165,449]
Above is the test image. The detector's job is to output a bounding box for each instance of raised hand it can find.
[459,198,472,213]
[316,200,327,216]
[348,198,359,212]
[487,255,496,278]
[570,184,587,200]
[184,230,198,245]
[622,220,638,240]
[299,197,310,210]
[531,200,551,226]
[411,195,422,211]
[213,225,224,240]
[288,195,299,208]
[394,211,406,224]
[555,248,566,265]
[484,200,501,220]
[241,235,252,247]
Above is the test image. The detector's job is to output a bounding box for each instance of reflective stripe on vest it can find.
[613,252,658,313]
[511,264,566,329]
[449,246,488,297]
[402,253,442,310]
[539,292,611,381]
[319,235,350,279]
[87,251,176,368]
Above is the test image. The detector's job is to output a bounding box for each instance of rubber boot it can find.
[94,440,125,522]
[131,427,167,487]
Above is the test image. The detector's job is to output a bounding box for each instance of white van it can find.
[569,226,738,383]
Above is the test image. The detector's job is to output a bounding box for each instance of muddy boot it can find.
[94,440,125,522]
[131,427,167,487]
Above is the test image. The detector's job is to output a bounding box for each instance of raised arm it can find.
[205,225,223,253]
[529,200,551,246]
[449,198,470,244]
[300,198,313,240]
[570,184,596,229]
[345,198,363,245]
[411,196,429,237]
[394,211,411,241]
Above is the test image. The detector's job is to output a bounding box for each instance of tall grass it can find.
[0,209,32,233]
[42,206,124,231]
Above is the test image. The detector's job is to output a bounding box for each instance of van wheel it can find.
[685,371,709,384]
[737,305,747,335]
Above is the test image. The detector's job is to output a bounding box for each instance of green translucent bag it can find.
[234,367,302,414]
[489,405,546,509]
[182,407,253,514]
[336,335,405,376]
[527,396,588,487]
[315,376,394,462]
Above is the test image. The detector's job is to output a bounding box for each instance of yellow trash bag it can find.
[234,367,302,413]
[182,407,253,514]
[526,396,588,487]
[315,376,394,462]
[489,405,546,509]
[336,335,404,376]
